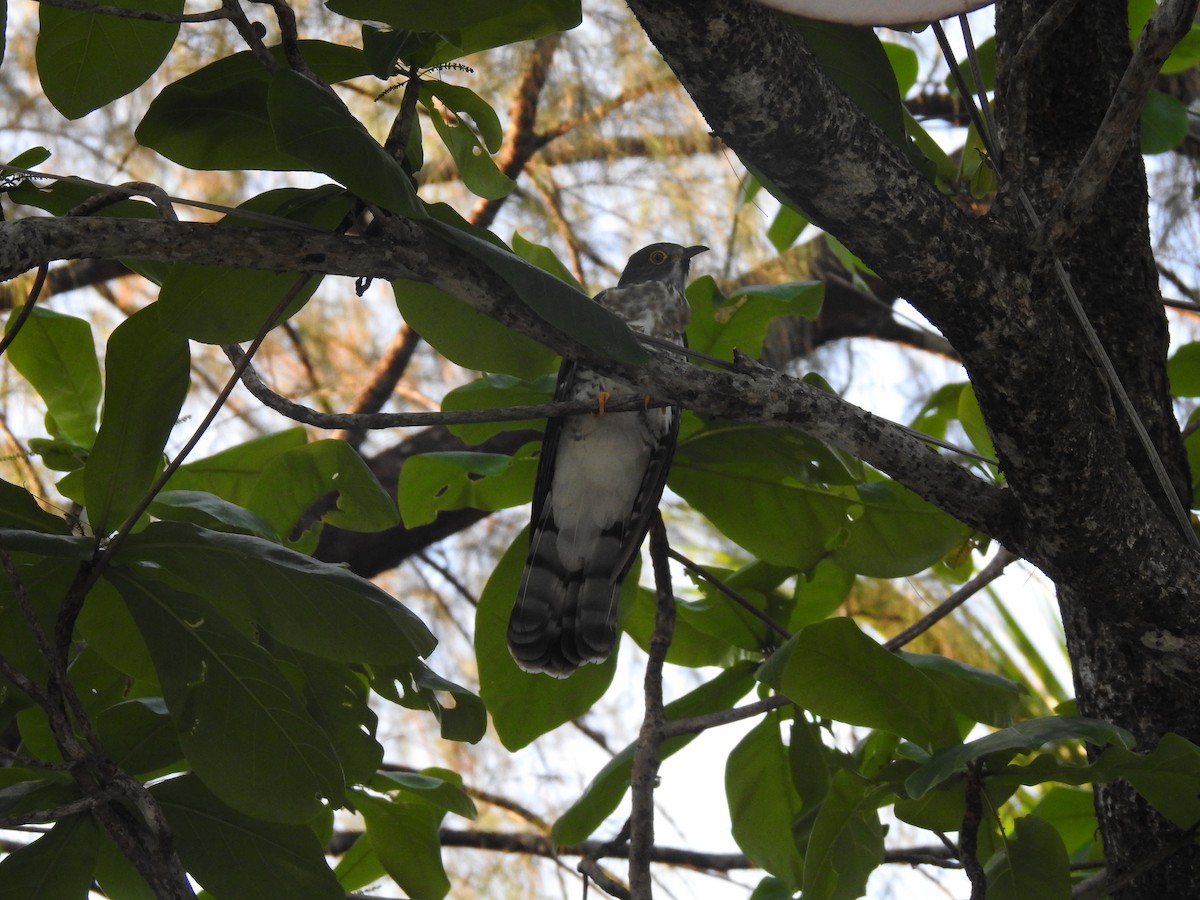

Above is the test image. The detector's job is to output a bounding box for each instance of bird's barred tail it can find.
[507,517,626,678]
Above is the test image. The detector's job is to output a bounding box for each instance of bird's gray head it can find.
[618,242,708,291]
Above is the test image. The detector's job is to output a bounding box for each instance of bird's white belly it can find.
[549,412,652,568]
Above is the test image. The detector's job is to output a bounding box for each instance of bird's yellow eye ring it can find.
[649,250,669,264]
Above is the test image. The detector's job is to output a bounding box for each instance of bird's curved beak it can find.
[682,245,709,260]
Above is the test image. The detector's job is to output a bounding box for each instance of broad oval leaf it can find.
[268,68,423,216]
[113,571,346,823]
[802,769,888,900]
[352,788,451,900]
[84,306,190,536]
[398,448,536,528]
[136,41,370,170]
[155,774,343,899]
[0,814,99,900]
[4,306,101,445]
[119,521,435,664]
[983,815,1071,900]
[166,427,308,506]
[758,617,961,750]
[37,0,181,119]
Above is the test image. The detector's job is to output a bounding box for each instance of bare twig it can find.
[0,264,48,358]
[960,763,987,900]
[666,548,791,640]
[882,549,1017,651]
[337,325,424,448]
[628,513,676,899]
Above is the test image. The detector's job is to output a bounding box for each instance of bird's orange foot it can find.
[642,394,653,409]
[596,391,610,415]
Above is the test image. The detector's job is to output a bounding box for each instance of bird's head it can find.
[617,242,709,291]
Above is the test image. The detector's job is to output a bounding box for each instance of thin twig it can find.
[882,549,1016,651]
[667,548,791,640]
[661,695,789,740]
[0,265,48,358]
[628,513,675,899]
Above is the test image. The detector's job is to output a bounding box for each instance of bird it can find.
[507,242,708,677]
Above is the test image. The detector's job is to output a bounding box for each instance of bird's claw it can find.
[596,391,610,415]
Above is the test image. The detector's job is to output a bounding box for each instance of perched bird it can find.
[508,242,708,677]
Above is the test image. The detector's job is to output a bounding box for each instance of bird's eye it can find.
[649,250,669,264]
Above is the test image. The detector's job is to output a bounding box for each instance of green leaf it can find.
[476,531,618,750]
[285,651,382,786]
[373,770,477,820]
[1169,341,1200,397]
[423,80,515,199]
[333,833,385,893]
[441,373,557,444]
[758,617,961,750]
[552,663,757,844]
[36,0,181,119]
[327,0,582,62]
[94,698,182,777]
[268,68,423,216]
[247,439,400,550]
[726,715,805,889]
[5,146,49,171]
[120,521,436,664]
[425,213,647,364]
[984,815,1071,900]
[766,204,810,253]
[802,769,887,900]
[671,425,856,569]
[1028,786,1100,859]
[136,41,370,170]
[901,653,1026,728]
[398,449,536,528]
[1142,90,1189,154]
[686,276,823,361]
[905,716,1135,799]
[882,41,919,94]
[833,479,971,578]
[957,382,997,464]
[0,814,99,900]
[94,831,156,900]
[4,307,101,445]
[74,576,158,686]
[112,570,345,823]
[83,306,190,536]
[148,490,280,541]
[167,428,308,505]
[353,788,451,900]
[1101,733,1200,831]
[0,479,69,533]
[1164,24,1200,74]
[376,660,488,744]
[392,278,556,378]
[511,232,584,289]
[155,774,343,900]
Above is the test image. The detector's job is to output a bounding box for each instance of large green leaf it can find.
[327,0,581,61]
[906,716,1136,799]
[671,425,856,569]
[0,814,99,900]
[1142,90,1189,154]
[155,774,343,899]
[166,428,308,505]
[802,770,887,900]
[901,653,1026,729]
[83,306,190,536]
[119,521,436,664]
[441,373,557,444]
[726,714,806,890]
[148,490,280,541]
[1028,787,1100,860]
[112,570,345,823]
[0,479,70,533]
[36,0,181,119]
[1101,733,1200,832]
[476,531,618,750]
[4,307,101,445]
[758,617,961,750]
[247,439,400,551]
[983,815,1071,900]
[136,41,370,170]
[352,789,450,900]
[686,276,823,361]
[398,448,536,527]
[832,479,971,578]
[392,278,556,378]
[268,69,422,216]
[94,698,181,777]
[553,663,757,844]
